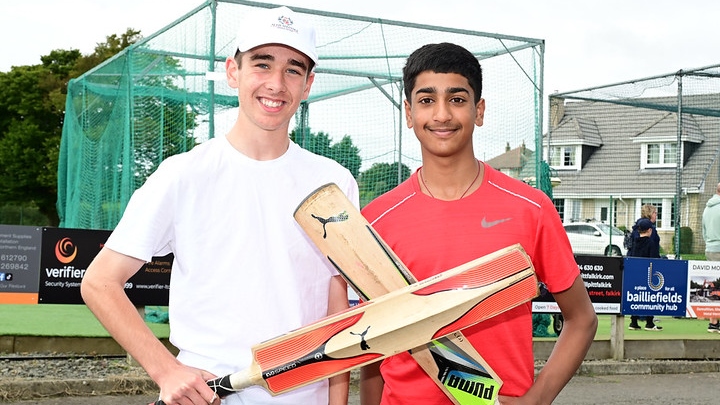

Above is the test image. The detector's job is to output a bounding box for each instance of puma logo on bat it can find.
[350,326,371,350]
[311,211,349,238]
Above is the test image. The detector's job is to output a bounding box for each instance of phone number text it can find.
[0,254,28,262]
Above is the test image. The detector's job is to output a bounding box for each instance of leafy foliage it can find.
[290,129,362,178]
[290,129,411,207]
[358,162,411,207]
[0,202,51,226]
[0,30,144,225]
[0,28,198,226]
[673,226,694,255]
[0,62,71,225]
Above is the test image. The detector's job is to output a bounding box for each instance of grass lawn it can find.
[1,305,718,342]
[532,314,720,341]
[0,304,169,338]
[609,314,720,340]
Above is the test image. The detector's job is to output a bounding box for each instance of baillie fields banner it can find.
[622,257,687,317]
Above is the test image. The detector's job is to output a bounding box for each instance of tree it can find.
[331,135,362,178]
[121,51,199,185]
[56,29,199,228]
[70,29,142,76]
[0,202,48,225]
[289,128,408,207]
[290,129,362,178]
[0,60,74,225]
[358,162,411,207]
[0,29,164,226]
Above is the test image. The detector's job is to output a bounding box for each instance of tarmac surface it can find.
[3,360,720,404]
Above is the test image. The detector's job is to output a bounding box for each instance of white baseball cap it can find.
[236,6,318,68]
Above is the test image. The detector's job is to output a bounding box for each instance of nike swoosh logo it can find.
[481,217,512,228]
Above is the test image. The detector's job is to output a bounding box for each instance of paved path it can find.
[6,372,720,404]
[553,372,720,404]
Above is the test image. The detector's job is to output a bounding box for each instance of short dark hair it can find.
[402,43,483,104]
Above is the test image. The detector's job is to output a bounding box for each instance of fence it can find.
[57,0,544,229]
[547,64,720,256]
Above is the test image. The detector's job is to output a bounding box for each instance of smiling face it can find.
[404,71,485,159]
[226,44,315,135]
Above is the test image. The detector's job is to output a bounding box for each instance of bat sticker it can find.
[310,211,349,238]
[350,325,372,350]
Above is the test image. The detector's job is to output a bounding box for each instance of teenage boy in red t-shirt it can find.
[359,42,597,405]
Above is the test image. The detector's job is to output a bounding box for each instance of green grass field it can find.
[536,314,720,341]
[0,304,169,338]
[1,304,718,341]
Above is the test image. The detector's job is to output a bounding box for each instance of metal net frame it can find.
[58,0,544,229]
[547,64,720,256]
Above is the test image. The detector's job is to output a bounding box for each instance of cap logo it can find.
[273,14,299,34]
[278,15,293,27]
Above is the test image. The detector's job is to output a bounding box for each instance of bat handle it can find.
[150,374,237,405]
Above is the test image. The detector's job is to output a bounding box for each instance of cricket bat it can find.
[294,183,527,404]
[153,245,537,404]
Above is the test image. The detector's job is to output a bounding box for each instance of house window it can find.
[548,146,578,169]
[668,199,676,229]
[553,199,565,222]
[565,199,581,222]
[640,198,675,229]
[600,207,608,223]
[643,143,678,168]
[613,200,622,229]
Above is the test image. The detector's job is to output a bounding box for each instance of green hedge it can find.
[672,226,694,254]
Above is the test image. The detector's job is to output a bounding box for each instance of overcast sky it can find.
[2,1,718,95]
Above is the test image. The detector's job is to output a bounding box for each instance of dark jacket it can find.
[630,218,660,245]
[628,235,660,258]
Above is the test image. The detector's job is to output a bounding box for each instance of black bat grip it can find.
[151,374,236,405]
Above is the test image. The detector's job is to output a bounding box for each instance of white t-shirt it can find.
[106,136,359,404]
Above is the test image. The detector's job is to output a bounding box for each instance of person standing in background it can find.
[631,204,660,247]
[628,219,660,259]
[627,204,663,331]
[702,182,720,333]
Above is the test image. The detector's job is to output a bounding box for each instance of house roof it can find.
[548,117,602,147]
[486,144,533,169]
[546,93,720,199]
[632,113,705,144]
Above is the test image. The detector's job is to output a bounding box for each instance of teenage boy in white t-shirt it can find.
[81,6,357,405]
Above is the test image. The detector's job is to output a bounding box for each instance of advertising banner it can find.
[39,227,111,304]
[533,255,623,314]
[576,255,623,314]
[126,253,172,306]
[39,227,171,305]
[0,225,42,304]
[622,257,687,317]
[686,260,720,319]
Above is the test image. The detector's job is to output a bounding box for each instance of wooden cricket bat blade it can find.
[294,183,416,299]
[153,246,537,404]
[294,182,523,404]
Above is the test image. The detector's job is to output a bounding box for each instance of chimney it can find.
[549,96,565,129]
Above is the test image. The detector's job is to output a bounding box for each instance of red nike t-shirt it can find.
[361,162,578,403]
